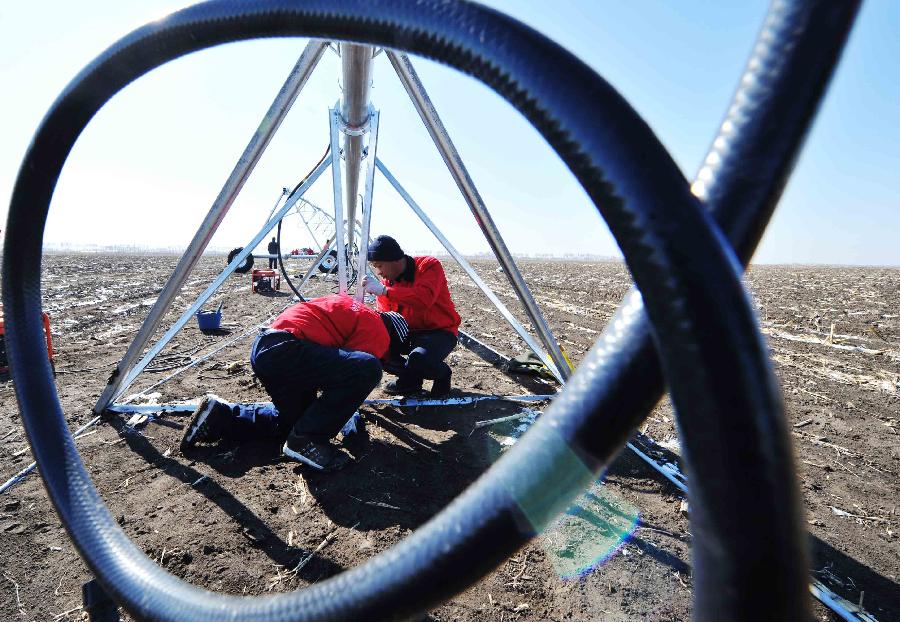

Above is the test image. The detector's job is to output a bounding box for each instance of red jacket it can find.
[375,256,461,335]
[271,294,389,359]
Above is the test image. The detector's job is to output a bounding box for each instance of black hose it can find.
[539,2,861,618]
[278,144,333,300]
[1,0,856,620]
[276,218,304,301]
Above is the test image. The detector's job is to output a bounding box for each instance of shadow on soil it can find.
[296,403,503,533]
[810,537,900,619]
[612,442,900,617]
[109,417,345,581]
[113,394,899,619]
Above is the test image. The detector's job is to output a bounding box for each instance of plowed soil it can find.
[0,254,897,621]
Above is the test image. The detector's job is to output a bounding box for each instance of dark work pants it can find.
[268,258,277,269]
[396,329,457,386]
[246,331,382,443]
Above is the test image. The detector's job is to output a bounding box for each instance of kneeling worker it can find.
[362,235,461,397]
[181,293,409,472]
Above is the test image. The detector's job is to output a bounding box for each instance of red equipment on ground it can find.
[0,312,53,374]
[250,269,281,294]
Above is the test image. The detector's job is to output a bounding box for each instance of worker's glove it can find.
[362,276,387,296]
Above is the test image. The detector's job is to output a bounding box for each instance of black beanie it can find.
[380,312,411,356]
[367,235,405,262]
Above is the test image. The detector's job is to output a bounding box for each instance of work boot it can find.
[283,434,351,472]
[181,395,233,450]
[383,378,424,396]
[430,372,452,399]
[382,354,407,377]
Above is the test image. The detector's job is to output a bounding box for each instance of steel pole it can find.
[387,51,570,380]
[110,156,331,402]
[340,44,374,251]
[329,108,349,293]
[355,110,380,300]
[93,40,328,413]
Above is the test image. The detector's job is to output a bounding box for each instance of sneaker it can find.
[382,355,407,377]
[283,435,350,472]
[430,373,452,399]
[181,396,232,449]
[383,379,424,396]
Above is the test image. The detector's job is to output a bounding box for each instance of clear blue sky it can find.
[1,1,897,265]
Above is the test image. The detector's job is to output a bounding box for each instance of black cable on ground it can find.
[278,144,333,301]
[1,1,857,620]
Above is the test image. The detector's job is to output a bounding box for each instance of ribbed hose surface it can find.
[544,1,861,618]
[1,0,856,620]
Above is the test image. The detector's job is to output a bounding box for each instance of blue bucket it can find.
[196,309,222,331]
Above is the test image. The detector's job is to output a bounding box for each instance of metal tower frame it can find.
[2,2,871,621]
[92,39,571,414]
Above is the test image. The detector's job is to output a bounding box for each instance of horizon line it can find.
[24,244,900,269]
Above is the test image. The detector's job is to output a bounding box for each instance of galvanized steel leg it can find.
[355,110,380,300]
[387,51,570,381]
[329,108,349,294]
[93,40,328,413]
[263,188,290,225]
[108,157,332,403]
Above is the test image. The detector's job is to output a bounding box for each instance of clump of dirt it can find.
[0,254,897,621]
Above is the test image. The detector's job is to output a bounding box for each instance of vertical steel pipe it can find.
[340,43,375,250]
[387,51,570,381]
[93,40,328,413]
[329,108,349,293]
[355,111,381,300]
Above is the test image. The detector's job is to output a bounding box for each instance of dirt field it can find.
[1,254,897,621]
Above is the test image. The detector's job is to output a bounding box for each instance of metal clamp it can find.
[336,102,374,136]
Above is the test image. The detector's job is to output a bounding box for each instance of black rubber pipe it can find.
[278,143,332,300]
[542,1,861,618]
[276,219,305,301]
[2,0,855,619]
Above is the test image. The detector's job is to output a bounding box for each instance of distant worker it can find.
[267,236,279,269]
[362,235,460,397]
[181,293,410,472]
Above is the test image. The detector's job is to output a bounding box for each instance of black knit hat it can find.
[380,311,411,356]
[367,235,405,262]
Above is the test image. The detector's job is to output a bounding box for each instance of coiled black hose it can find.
[543,1,860,618]
[1,0,857,620]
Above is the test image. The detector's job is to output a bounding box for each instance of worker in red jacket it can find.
[362,235,461,397]
[181,294,409,472]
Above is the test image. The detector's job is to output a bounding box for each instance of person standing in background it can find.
[267,236,279,269]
